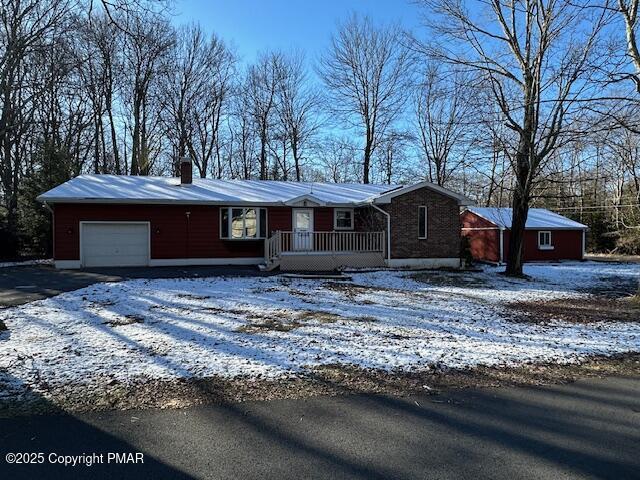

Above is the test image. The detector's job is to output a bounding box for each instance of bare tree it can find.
[84,15,124,173]
[229,95,259,179]
[319,15,412,183]
[122,15,173,175]
[375,131,412,184]
[245,52,283,180]
[618,0,640,91]
[418,0,610,275]
[275,53,322,181]
[0,0,73,248]
[414,64,473,186]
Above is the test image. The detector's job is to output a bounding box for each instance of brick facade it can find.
[381,187,461,259]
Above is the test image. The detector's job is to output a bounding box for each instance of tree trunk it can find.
[363,138,372,184]
[259,127,268,180]
[292,140,301,181]
[505,188,529,276]
[505,137,532,276]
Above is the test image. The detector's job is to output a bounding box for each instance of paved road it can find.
[1,376,638,480]
[0,265,269,307]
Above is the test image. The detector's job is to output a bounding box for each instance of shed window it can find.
[538,231,553,249]
[334,209,354,230]
[221,207,267,239]
[419,206,428,239]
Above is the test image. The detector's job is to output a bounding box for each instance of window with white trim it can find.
[538,230,553,249]
[418,206,428,239]
[220,207,267,239]
[334,208,354,230]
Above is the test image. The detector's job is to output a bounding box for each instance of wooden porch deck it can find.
[264,231,386,271]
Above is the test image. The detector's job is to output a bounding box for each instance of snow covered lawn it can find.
[0,261,639,400]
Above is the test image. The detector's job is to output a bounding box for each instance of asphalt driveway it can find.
[0,376,638,480]
[0,264,268,307]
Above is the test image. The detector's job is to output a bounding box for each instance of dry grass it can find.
[511,295,640,323]
[103,314,144,327]
[236,318,302,333]
[411,271,488,288]
[236,309,376,334]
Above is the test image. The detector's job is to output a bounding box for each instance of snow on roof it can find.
[467,207,588,230]
[37,174,399,206]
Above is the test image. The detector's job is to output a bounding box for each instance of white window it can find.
[220,207,267,239]
[334,208,354,230]
[538,231,553,250]
[418,206,428,239]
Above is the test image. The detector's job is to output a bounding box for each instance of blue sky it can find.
[171,0,421,63]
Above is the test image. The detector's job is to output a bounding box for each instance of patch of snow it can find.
[0,259,52,268]
[0,262,638,396]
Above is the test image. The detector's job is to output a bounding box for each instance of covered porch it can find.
[263,231,386,271]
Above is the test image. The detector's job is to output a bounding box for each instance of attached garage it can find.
[80,222,150,267]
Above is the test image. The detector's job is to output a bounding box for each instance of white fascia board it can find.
[38,198,289,207]
[524,226,589,230]
[40,197,372,208]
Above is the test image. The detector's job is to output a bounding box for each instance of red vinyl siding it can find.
[52,204,358,261]
[53,204,263,260]
[313,207,334,231]
[268,207,292,233]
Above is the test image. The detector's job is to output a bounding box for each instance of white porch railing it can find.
[265,230,384,262]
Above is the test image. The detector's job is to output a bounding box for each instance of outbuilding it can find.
[461,207,588,264]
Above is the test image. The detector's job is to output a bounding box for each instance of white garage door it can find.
[82,223,149,267]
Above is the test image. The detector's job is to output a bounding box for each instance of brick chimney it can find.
[180,157,193,185]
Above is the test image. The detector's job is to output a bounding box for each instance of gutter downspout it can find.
[370,202,391,264]
[499,228,504,265]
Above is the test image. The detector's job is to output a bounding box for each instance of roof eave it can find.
[36,197,370,207]
[372,181,472,205]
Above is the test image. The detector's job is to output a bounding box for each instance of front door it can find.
[292,209,314,250]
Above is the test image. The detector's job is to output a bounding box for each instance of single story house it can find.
[461,207,588,264]
[38,159,471,271]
